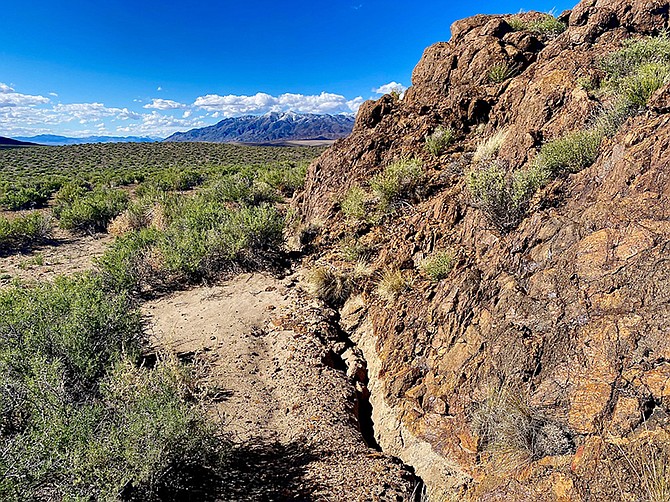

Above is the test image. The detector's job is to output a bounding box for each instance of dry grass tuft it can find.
[471,386,573,473]
[306,265,351,306]
[472,130,507,164]
[376,268,409,301]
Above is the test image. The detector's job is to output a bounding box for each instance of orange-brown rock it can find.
[295,0,670,499]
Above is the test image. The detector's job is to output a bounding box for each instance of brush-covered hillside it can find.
[293,0,670,499]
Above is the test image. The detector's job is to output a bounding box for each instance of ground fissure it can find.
[143,271,419,500]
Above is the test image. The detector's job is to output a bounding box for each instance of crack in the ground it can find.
[326,309,428,500]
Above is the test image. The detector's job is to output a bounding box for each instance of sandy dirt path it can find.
[143,272,416,501]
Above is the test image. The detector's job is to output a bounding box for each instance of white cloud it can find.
[193,91,363,117]
[0,82,50,108]
[52,102,141,122]
[0,94,147,137]
[115,111,206,137]
[0,82,372,139]
[347,96,365,111]
[143,98,187,110]
[373,81,407,95]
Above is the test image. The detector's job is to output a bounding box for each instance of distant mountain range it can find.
[164,112,355,144]
[0,136,39,148]
[6,113,355,147]
[13,134,158,146]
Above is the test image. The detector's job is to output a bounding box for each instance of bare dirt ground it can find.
[144,272,417,501]
[0,227,112,285]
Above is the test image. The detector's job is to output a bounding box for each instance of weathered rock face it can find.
[296,0,670,499]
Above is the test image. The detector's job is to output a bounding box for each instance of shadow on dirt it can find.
[122,439,321,502]
[217,439,323,501]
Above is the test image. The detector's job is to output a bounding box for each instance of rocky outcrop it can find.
[295,0,670,499]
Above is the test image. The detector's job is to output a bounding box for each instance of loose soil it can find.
[143,272,416,501]
[0,227,112,285]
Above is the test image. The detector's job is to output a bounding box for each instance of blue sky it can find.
[0,0,573,138]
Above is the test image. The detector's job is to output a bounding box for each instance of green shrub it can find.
[619,62,670,107]
[467,162,548,233]
[57,188,129,233]
[0,212,53,253]
[157,232,209,278]
[207,204,284,266]
[256,162,308,196]
[0,274,142,394]
[0,274,226,500]
[467,162,509,228]
[469,125,601,233]
[158,167,205,191]
[53,181,89,209]
[203,173,280,206]
[370,158,424,209]
[600,33,670,107]
[506,16,527,31]
[0,186,42,211]
[469,122,605,233]
[0,180,58,211]
[420,250,455,281]
[205,174,254,203]
[99,196,284,289]
[230,204,284,250]
[600,32,670,82]
[97,227,162,292]
[488,62,519,83]
[341,186,369,222]
[528,15,566,37]
[576,76,598,92]
[0,358,224,501]
[156,195,229,276]
[534,129,602,176]
[134,168,204,197]
[343,166,426,223]
[511,163,550,203]
[425,126,455,156]
[93,360,224,500]
[507,14,566,38]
